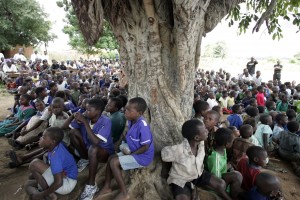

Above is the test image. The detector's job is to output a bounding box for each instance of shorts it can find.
[170,170,212,197]
[117,152,143,170]
[41,168,77,195]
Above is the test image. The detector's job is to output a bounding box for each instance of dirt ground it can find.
[0,94,300,200]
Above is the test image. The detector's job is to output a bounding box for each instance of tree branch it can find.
[252,0,277,33]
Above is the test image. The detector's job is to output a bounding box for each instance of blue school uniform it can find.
[48,142,78,180]
[245,187,270,200]
[227,114,243,129]
[126,116,154,166]
[71,115,114,154]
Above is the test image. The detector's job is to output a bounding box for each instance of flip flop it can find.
[9,150,21,167]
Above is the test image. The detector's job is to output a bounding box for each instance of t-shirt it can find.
[237,157,261,191]
[254,123,273,146]
[227,97,235,109]
[48,142,78,180]
[70,115,114,154]
[276,102,288,112]
[272,124,284,140]
[247,60,258,75]
[57,81,67,91]
[294,100,300,113]
[227,114,243,130]
[206,150,227,178]
[126,116,154,166]
[256,92,265,106]
[219,97,228,109]
[110,111,126,143]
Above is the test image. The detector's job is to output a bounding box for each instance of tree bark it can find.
[71,0,244,199]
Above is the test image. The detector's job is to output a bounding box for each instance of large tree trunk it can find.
[72,0,244,199]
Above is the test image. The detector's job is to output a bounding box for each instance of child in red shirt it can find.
[237,146,268,191]
[6,78,17,93]
[256,86,265,106]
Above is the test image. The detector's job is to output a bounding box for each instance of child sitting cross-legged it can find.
[206,128,243,199]
[237,146,268,191]
[162,119,232,200]
[254,114,273,151]
[98,97,154,200]
[25,127,78,200]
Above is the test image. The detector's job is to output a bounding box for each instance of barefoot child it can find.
[162,119,232,200]
[99,97,154,200]
[25,127,78,199]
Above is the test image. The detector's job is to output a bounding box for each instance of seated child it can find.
[206,92,219,109]
[206,128,242,199]
[254,114,273,150]
[276,94,289,113]
[0,94,36,136]
[230,124,254,169]
[286,109,296,122]
[228,126,240,138]
[212,105,229,127]
[272,113,287,140]
[193,100,209,121]
[25,127,78,200]
[105,97,126,143]
[240,172,282,200]
[219,91,231,114]
[6,78,17,94]
[237,146,268,191]
[204,110,220,154]
[264,101,276,114]
[162,119,232,200]
[227,104,243,130]
[98,97,154,200]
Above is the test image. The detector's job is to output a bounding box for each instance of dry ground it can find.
[0,89,299,200]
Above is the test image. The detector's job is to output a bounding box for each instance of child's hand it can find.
[121,148,131,155]
[74,112,87,123]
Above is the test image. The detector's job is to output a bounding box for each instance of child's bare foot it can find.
[45,193,57,200]
[98,186,112,196]
[114,192,130,200]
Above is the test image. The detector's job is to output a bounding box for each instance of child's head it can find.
[193,100,209,117]
[86,98,105,119]
[49,82,58,93]
[19,94,31,106]
[229,90,236,98]
[204,110,220,130]
[57,75,63,83]
[245,106,259,117]
[51,97,65,116]
[228,126,240,137]
[55,91,67,100]
[281,93,288,102]
[39,127,64,149]
[255,173,282,199]
[246,146,268,167]
[249,98,258,107]
[105,97,123,113]
[212,105,223,117]
[232,104,242,114]
[208,92,215,99]
[257,85,264,93]
[239,124,253,139]
[194,93,200,103]
[118,95,128,108]
[125,97,147,121]
[275,113,288,126]
[287,121,299,133]
[182,119,208,142]
[260,114,272,125]
[222,90,228,98]
[214,128,234,148]
[257,106,265,114]
[35,87,47,98]
[35,99,46,112]
[72,82,80,90]
[266,101,276,111]
[286,109,296,121]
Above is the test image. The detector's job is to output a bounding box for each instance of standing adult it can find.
[246,57,258,76]
[13,48,26,61]
[273,60,283,82]
[30,50,41,62]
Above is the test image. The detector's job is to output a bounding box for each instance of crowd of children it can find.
[1,55,298,200]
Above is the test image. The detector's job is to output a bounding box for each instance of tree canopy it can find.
[0,0,56,50]
[57,0,119,55]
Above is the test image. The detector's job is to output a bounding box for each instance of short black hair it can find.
[265,101,275,109]
[128,97,147,113]
[243,118,256,129]
[35,87,45,96]
[260,114,271,124]
[206,110,221,121]
[245,106,258,117]
[49,82,57,89]
[52,97,64,105]
[287,121,299,133]
[239,124,253,138]
[193,100,209,114]
[228,126,237,131]
[249,98,257,105]
[118,95,128,107]
[110,88,121,97]
[212,105,222,113]
[109,97,123,110]
[182,119,204,141]
[257,86,263,91]
[232,104,241,113]
[257,106,265,114]
[246,146,266,163]
[214,128,234,146]
[55,91,66,99]
[45,127,64,144]
[21,94,31,101]
[275,113,286,123]
[286,109,296,120]
[88,98,105,111]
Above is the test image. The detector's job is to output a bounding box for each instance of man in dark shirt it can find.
[246,57,258,76]
[273,60,283,82]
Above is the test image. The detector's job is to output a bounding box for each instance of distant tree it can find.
[203,41,227,59]
[57,1,118,55]
[0,0,56,50]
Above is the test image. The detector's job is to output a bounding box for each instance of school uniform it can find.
[237,157,261,191]
[57,81,68,91]
[254,123,273,147]
[70,115,114,155]
[43,142,78,195]
[227,114,243,129]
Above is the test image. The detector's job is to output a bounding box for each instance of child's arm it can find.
[60,114,75,129]
[131,144,149,155]
[161,145,177,162]
[263,133,269,150]
[20,120,46,136]
[32,173,63,200]
[207,152,222,178]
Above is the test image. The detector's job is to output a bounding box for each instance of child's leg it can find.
[206,175,232,200]
[69,129,88,159]
[87,145,109,185]
[99,155,118,195]
[222,171,242,199]
[29,159,50,190]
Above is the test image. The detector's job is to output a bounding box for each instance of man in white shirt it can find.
[0,59,18,81]
[13,48,26,61]
[253,71,262,86]
[41,51,49,62]
[30,50,41,62]
[0,53,4,60]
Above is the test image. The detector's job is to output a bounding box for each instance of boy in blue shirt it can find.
[25,127,78,200]
[227,104,243,130]
[65,98,114,200]
[99,97,154,200]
